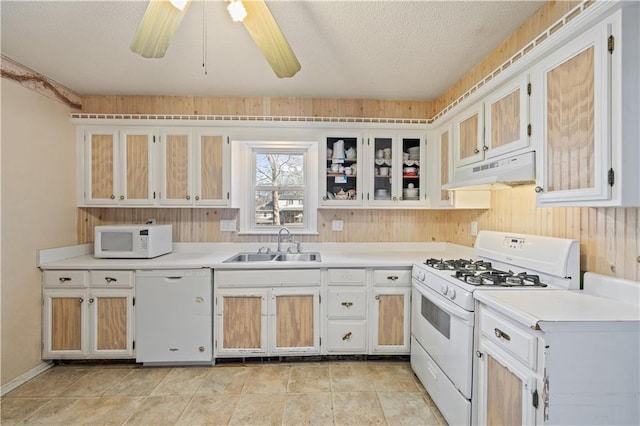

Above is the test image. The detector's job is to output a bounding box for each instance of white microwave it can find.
[94,224,173,258]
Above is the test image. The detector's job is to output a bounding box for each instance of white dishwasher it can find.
[135,269,213,365]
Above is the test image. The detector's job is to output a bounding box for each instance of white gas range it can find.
[410,231,580,426]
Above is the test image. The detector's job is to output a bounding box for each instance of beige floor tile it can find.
[378,392,441,426]
[5,367,91,397]
[241,365,290,394]
[330,364,375,392]
[197,366,249,394]
[124,395,192,425]
[61,368,133,397]
[176,394,240,425]
[22,396,143,425]
[0,398,50,423]
[333,391,386,426]
[151,367,210,396]
[104,367,171,396]
[283,393,334,426]
[367,363,420,392]
[287,365,331,393]
[228,393,286,425]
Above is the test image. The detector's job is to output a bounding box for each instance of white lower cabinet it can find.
[326,271,368,354]
[214,269,321,358]
[42,270,135,359]
[369,270,411,354]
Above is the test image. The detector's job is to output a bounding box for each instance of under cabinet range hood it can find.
[443,151,536,190]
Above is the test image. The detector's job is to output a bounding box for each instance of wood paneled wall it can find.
[81,96,437,119]
[446,186,640,282]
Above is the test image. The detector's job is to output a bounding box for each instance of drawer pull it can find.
[494,328,511,341]
[342,332,352,341]
[105,277,118,283]
[387,276,399,281]
[341,301,353,307]
[59,277,72,283]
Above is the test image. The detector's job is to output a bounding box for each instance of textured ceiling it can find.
[1,0,545,100]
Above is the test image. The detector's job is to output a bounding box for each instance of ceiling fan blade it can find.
[241,0,301,78]
[130,0,191,58]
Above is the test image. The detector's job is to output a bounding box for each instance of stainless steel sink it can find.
[274,252,321,262]
[223,253,279,263]
[222,251,321,263]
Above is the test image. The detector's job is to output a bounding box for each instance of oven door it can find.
[411,280,474,398]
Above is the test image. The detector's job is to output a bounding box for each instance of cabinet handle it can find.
[482,145,489,151]
[387,276,399,281]
[341,301,353,308]
[59,277,72,283]
[110,195,115,199]
[535,186,543,193]
[120,195,125,200]
[89,298,95,303]
[105,277,117,283]
[195,195,200,201]
[494,328,511,341]
[186,195,191,200]
[342,332,352,341]
[474,148,480,154]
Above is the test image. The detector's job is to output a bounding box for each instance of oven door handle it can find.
[412,280,474,323]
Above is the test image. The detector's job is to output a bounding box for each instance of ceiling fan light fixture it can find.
[227,0,247,22]
[169,0,189,11]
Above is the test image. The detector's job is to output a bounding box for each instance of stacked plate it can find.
[408,146,420,160]
[403,187,419,199]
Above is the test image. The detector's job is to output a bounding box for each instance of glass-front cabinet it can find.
[366,132,425,206]
[320,135,363,206]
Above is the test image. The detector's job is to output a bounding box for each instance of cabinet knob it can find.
[89,298,95,303]
[341,301,353,308]
[474,149,480,154]
[322,196,328,201]
[186,195,191,200]
[195,195,200,201]
[110,195,115,199]
[79,297,84,304]
[342,332,352,341]
[476,350,483,358]
[375,295,380,300]
[482,145,489,151]
[535,186,543,193]
[120,195,125,200]
[199,346,205,352]
[393,196,397,201]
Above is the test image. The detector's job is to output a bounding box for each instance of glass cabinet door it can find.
[371,136,394,203]
[322,136,361,205]
[399,136,422,204]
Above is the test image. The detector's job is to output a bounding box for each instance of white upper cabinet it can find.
[158,128,193,205]
[453,75,531,169]
[320,134,364,207]
[484,75,530,159]
[532,5,640,206]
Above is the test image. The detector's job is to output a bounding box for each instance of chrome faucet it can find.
[277,227,291,252]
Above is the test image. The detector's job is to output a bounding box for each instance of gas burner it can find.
[425,258,494,272]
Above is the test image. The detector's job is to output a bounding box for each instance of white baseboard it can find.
[1,361,53,396]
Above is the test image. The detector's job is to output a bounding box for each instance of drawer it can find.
[89,270,134,288]
[374,269,411,286]
[327,321,367,352]
[43,270,88,288]
[327,289,367,318]
[327,269,365,284]
[479,306,537,368]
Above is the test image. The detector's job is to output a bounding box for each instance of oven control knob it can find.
[448,288,456,300]
[418,271,425,281]
[441,285,449,296]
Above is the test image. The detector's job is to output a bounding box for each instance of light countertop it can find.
[38,241,476,270]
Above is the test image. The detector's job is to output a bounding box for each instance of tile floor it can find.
[1,361,447,425]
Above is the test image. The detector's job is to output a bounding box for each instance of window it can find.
[235,141,318,234]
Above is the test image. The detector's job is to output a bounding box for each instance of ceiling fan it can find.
[130,0,301,78]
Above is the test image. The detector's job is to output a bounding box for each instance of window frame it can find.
[235,140,318,235]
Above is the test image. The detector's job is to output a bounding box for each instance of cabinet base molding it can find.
[0,361,53,396]
[214,354,410,365]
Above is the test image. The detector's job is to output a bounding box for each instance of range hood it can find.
[443,151,536,191]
